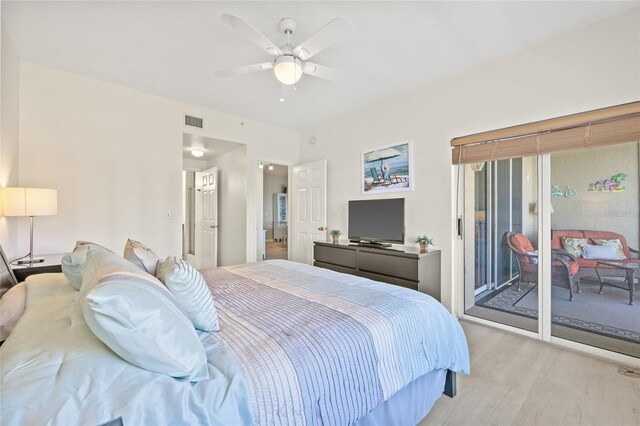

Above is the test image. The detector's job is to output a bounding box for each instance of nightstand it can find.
[11,254,64,283]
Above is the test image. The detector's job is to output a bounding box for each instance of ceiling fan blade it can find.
[302,62,340,81]
[293,17,351,60]
[221,14,283,56]
[215,62,273,77]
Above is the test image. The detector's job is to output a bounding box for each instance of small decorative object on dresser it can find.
[330,229,341,244]
[416,235,434,252]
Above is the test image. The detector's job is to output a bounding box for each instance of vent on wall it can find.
[185,115,204,128]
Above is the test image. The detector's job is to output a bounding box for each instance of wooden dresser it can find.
[313,241,442,301]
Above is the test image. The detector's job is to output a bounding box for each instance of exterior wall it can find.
[551,142,639,248]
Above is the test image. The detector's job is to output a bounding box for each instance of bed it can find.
[1,259,469,425]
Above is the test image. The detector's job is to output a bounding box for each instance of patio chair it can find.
[506,232,581,301]
[369,167,388,186]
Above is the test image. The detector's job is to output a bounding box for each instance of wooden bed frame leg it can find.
[443,370,457,398]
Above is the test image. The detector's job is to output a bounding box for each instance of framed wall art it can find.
[361,139,413,195]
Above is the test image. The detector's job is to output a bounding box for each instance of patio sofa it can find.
[551,230,640,278]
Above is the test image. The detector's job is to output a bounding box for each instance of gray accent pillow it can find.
[123,239,159,275]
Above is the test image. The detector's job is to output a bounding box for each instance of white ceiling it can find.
[182,133,243,161]
[2,1,635,130]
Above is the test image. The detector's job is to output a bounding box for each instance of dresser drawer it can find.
[314,245,357,268]
[314,261,357,275]
[357,252,418,281]
[357,271,418,291]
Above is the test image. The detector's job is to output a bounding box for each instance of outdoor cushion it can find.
[562,237,588,258]
[511,234,535,263]
[591,238,628,259]
[582,244,624,260]
[552,260,579,276]
[575,258,599,269]
[551,230,584,250]
[584,231,631,258]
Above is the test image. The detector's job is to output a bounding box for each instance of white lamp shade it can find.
[1,187,57,217]
[273,56,302,85]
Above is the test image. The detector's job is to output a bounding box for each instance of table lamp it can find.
[1,187,58,265]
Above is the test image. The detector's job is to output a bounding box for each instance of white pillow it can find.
[592,238,627,259]
[81,249,209,382]
[123,239,159,275]
[156,256,220,332]
[0,283,26,341]
[581,243,625,260]
[61,242,113,290]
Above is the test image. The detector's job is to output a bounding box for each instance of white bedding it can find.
[1,262,469,426]
[0,274,252,426]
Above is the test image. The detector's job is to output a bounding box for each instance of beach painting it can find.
[361,140,413,195]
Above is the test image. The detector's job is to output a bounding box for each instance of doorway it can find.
[261,163,289,260]
[182,133,245,267]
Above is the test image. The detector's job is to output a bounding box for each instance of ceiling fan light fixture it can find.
[274,56,302,85]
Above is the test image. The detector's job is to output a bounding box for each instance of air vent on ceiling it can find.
[185,115,204,128]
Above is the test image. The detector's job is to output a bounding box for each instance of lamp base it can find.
[15,257,45,265]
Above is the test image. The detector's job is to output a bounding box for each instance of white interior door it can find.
[195,167,218,269]
[291,160,327,264]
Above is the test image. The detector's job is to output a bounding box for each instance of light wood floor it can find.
[421,321,640,426]
[265,240,288,260]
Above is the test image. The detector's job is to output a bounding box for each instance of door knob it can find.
[318,226,326,231]
[210,225,219,229]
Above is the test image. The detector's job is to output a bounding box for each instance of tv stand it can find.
[313,241,441,302]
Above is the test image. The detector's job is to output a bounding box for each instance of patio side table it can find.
[595,260,640,305]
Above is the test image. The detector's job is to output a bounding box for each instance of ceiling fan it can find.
[215,14,351,89]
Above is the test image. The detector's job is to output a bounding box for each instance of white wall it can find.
[0,20,21,259]
[17,62,299,258]
[207,145,247,266]
[299,9,640,312]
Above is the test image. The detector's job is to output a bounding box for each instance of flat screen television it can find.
[348,198,405,245]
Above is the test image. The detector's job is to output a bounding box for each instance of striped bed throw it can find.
[201,260,469,426]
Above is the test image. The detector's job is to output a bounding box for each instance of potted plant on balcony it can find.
[415,235,433,252]
[330,229,341,244]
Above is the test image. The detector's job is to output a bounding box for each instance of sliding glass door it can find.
[550,141,639,358]
[464,157,538,332]
[457,102,640,361]
[462,148,639,357]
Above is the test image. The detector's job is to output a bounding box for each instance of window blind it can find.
[451,102,640,164]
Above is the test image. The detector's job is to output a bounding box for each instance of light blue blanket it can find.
[203,260,470,426]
